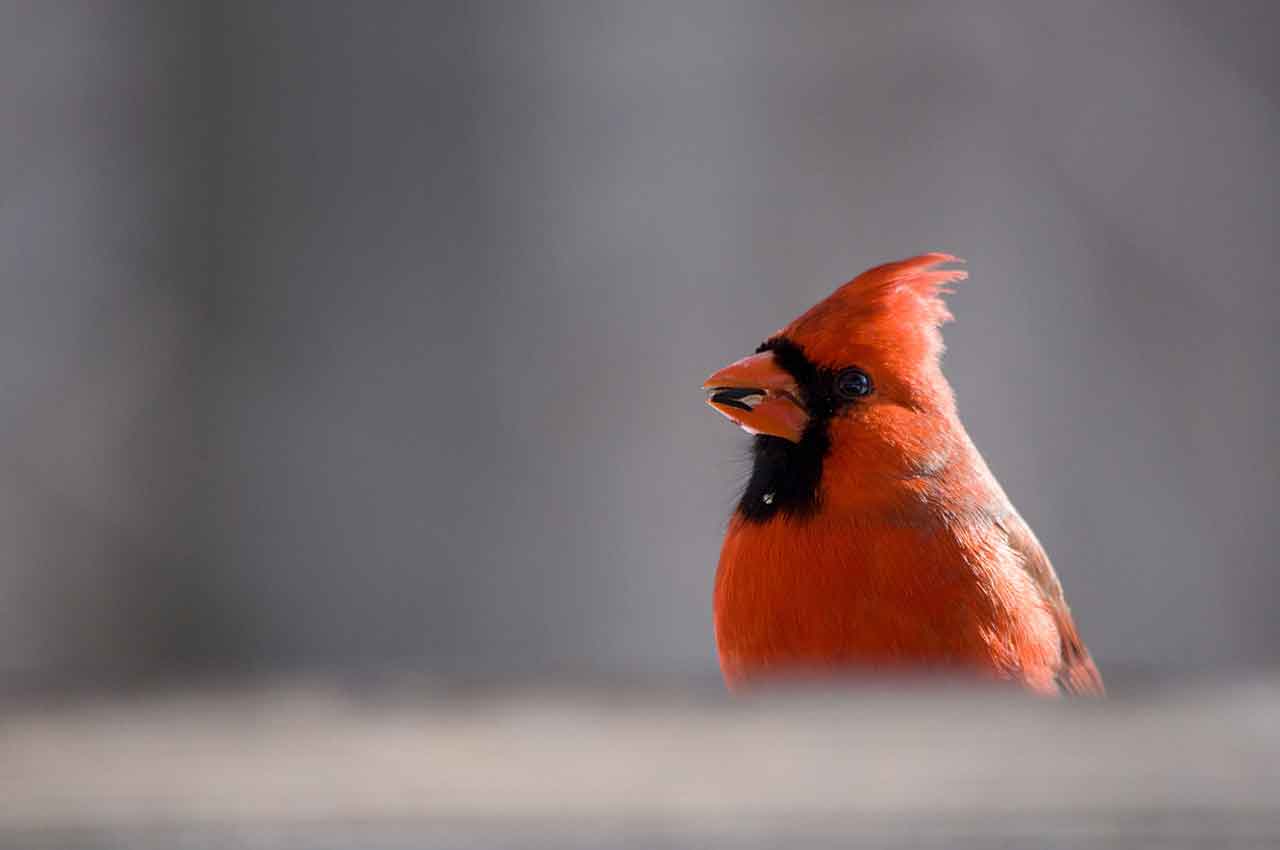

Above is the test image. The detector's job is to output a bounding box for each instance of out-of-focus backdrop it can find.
[4,4,1280,848]
[3,0,1278,690]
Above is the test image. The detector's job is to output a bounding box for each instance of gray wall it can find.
[3,1,1277,687]
[0,1,203,681]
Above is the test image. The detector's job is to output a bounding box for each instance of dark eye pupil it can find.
[838,369,870,398]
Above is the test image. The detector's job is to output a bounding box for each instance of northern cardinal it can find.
[703,254,1102,695]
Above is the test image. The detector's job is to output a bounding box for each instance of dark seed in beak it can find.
[708,387,764,412]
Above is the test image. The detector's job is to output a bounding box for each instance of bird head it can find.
[703,253,970,520]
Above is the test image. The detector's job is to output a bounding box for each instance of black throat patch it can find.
[736,337,842,523]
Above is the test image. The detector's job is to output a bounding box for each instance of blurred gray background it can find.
[2,0,1277,690]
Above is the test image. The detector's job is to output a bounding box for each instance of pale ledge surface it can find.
[1,676,1277,849]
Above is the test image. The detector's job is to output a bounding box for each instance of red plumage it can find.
[703,254,1102,695]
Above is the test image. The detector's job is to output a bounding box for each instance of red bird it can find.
[703,254,1102,696]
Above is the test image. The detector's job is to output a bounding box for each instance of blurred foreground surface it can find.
[2,676,1277,850]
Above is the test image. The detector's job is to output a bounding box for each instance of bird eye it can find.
[836,368,872,399]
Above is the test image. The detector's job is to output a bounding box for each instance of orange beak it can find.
[703,351,809,443]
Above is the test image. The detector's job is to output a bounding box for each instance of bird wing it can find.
[996,511,1105,696]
